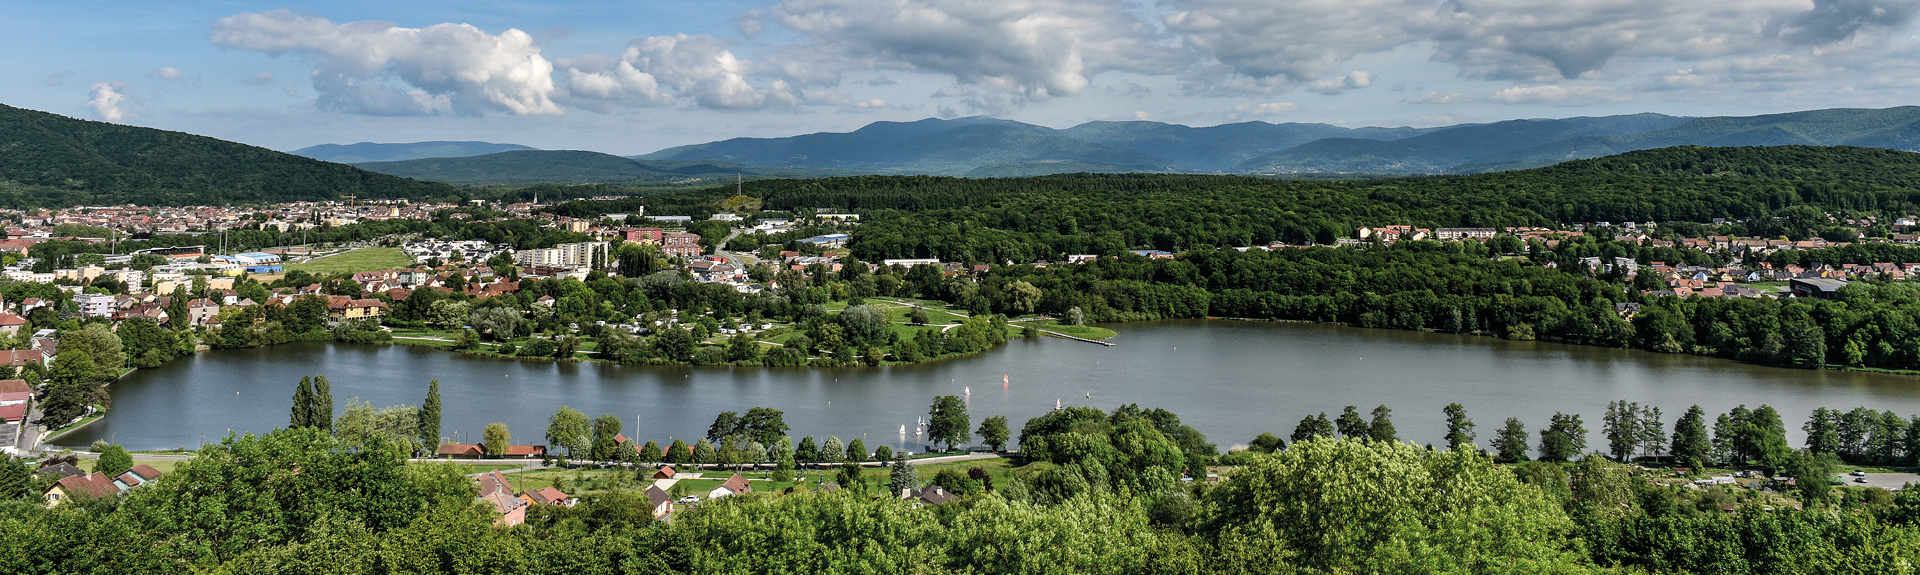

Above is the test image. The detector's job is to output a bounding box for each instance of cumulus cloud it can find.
[211,10,561,116]
[153,66,184,80]
[85,82,131,122]
[1221,101,1298,120]
[560,34,804,110]
[1407,91,1471,104]
[1163,0,1920,92]
[1307,71,1373,94]
[1777,0,1920,45]
[749,0,1178,100]
[1489,85,1623,105]
[1166,0,1422,82]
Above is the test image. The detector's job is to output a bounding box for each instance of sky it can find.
[7,0,1920,156]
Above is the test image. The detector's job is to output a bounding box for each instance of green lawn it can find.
[1019,319,1118,340]
[286,247,413,274]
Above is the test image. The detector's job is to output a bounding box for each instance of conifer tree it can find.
[312,375,333,431]
[418,379,441,452]
[290,376,314,428]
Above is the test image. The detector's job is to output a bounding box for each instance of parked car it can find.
[678,495,700,503]
[1856,477,1870,483]
[1851,470,1867,476]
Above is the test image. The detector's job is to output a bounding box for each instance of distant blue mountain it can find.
[292,141,536,164]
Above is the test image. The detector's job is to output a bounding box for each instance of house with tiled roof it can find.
[435,443,484,458]
[528,486,572,506]
[645,484,674,518]
[502,445,546,458]
[45,464,163,507]
[709,473,752,500]
[0,349,46,368]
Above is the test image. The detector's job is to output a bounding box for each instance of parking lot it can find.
[1840,472,1920,490]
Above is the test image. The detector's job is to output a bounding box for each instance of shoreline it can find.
[1203,315,1920,379]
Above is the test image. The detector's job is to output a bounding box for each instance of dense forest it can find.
[9,396,1920,574]
[0,104,462,207]
[550,146,1920,262]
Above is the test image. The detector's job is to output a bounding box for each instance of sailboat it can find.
[898,424,906,435]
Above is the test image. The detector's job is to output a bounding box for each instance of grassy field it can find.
[285,247,413,274]
[1019,319,1118,340]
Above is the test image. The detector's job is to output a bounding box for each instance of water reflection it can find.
[65,320,1920,453]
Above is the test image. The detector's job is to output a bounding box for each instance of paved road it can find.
[715,228,756,266]
[1841,472,1920,490]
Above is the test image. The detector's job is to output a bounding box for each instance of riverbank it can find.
[1203,315,1920,379]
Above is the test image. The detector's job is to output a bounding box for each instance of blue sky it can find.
[7,0,1920,155]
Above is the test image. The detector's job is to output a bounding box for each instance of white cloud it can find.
[751,0,1178,101]
[1489,85,1623,105]
[1166,0,1423,82]
[242,72,276,85]
[1162,0,1920,92]
[1407,91,1471,104]
[211,10,561,116]
[561,34,802,110]
[1221,101,1298,120]
[85,82,130,122]
[1307,71,1373,94]
[1777,0,1920,45]
[153,66,183,80]
[853,98,889,108]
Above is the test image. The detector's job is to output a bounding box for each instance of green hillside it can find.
[0,103,460,207]
[292,141,535,163]
[354,150,868,185]
[546,145,1920,258]
[1457,107,1920,172]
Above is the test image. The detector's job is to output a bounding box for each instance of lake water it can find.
[63,320,1920,455]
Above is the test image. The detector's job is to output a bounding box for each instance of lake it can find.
[62,320,1920,455]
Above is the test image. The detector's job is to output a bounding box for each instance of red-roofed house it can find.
[503,445,546,458]
[436,443,484,458]
[0,350,45,367]
[46,472,118,505]
[528,486,572,506]
[0,313,25,337]
[709,473,752,499]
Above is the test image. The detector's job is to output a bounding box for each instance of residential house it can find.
[527,486,572,506]
[0,313,25,337]
[503,445,546,458]
[435,443,485,458]
[186,298,220,326]
[330,298,388,322]
[45,464,163,507]
[901,485,955,506]
[0,349,45,368]
[709,473,751,500]
[475,469,527,526]
[645,485,674,518]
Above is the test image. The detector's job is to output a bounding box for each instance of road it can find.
[715,228,756,266]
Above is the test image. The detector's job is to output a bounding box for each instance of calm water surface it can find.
[67,320,1920,453]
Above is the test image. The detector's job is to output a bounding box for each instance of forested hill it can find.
[0,104,460,207]
[553,145,1920,256]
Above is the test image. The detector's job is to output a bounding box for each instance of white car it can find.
[678,495,700,503]
[1851,470,1867,476]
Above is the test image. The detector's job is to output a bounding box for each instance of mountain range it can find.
[291,141,535,164]
[351,150,865,186]
[313,106,1920,184]
[633,107,1920,178]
